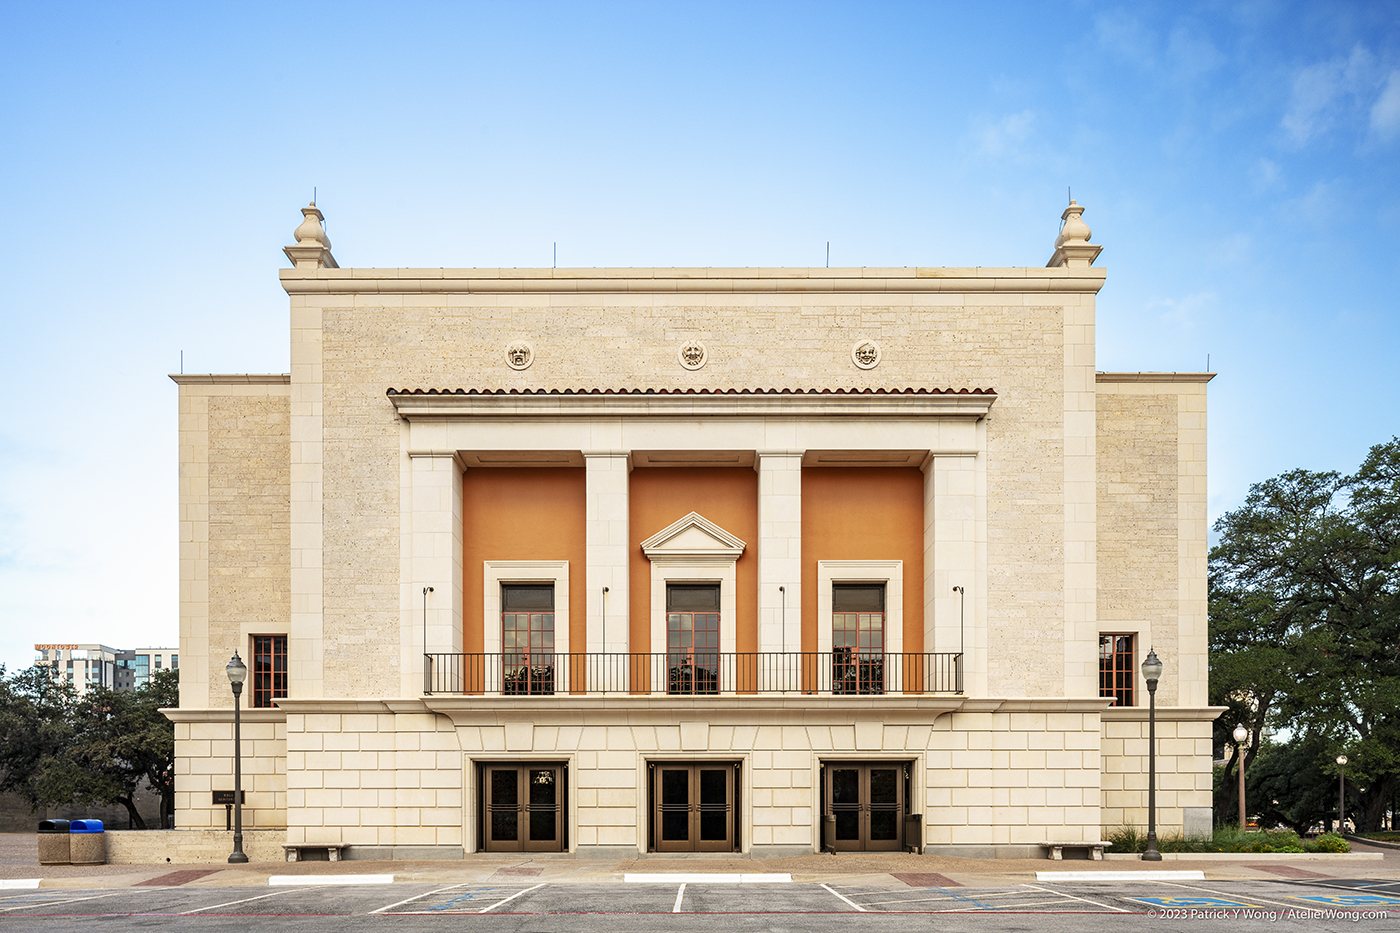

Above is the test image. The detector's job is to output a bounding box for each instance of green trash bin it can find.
[37,820,70,865]
[70,819,106,866]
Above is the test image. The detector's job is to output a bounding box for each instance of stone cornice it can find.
[279,266,1107,296]
[161,708,287,722]
[169,374,291,385]
[1096,372,1216,384]
[1100,706,1227,722]
[421,695,967,724]
[389,392,996,421]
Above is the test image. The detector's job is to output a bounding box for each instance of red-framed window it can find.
[667,584,720,695]
[1099,634,1135,707]
[503,584,555,695]
[252,635,287,708]
[832,584,886,695]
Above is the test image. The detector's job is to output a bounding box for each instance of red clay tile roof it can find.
[386,387,995,396]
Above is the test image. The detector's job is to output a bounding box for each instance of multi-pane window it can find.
[171,655,178,670]
[832,584,885,695]
[252,635,288,708]
[666,584,720,695]
[503,584,555,695]
[134,655,150,687]
[1099,634,1135,707]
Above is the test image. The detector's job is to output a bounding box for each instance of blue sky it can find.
[1,1,1397,672]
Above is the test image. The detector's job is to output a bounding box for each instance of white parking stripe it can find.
[821,883,866,912]
[478,882,546,913]
[1022,883,1129,912]
[672,883,686,913]
[0,892,123,913]
[181,887,307,914]
[371,882,473,915]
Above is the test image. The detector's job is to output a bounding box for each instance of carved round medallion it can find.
[504,342,534,371]
[851,339,881,370]
[678,339,707,371]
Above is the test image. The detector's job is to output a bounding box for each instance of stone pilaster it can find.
[756,451,803,660]
[404,451,463,695]
[585,452,630,655]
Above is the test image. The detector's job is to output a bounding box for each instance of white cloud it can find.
[1281,45,1385,146]
[1150,291,1219,331]
[1250,158,1282,191]
[974,110,1037,158]
[1371,70,1400,141]
[1094,10,1157,67]
[1166,26,1225,83]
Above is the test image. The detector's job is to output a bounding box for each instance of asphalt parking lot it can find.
[1,875,1397,920]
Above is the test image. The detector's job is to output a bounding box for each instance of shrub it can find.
[1303,833,1350,853]
[1106,825,1316,854]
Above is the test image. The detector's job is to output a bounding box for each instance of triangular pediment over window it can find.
[640,512,746,562]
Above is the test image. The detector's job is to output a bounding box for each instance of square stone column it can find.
[585,452,630,657]
[924,452,982,696]
[757,451,802,687]
[405,451,463,695]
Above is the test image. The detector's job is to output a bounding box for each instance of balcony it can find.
[422,651,963,697]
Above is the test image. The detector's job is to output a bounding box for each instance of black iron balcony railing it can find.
[422,651,963,696]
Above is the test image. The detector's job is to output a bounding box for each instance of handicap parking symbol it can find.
[1292,894,1400,907]
[1135,897,1258,908]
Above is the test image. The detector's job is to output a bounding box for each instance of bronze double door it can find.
[653,763,737,852]
[482,764,565,852]
[825,763,905,851]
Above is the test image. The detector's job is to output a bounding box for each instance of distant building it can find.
[171,200,1219,859]
[34,644,177,695]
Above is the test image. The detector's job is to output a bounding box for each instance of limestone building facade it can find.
[169,201,1219,858]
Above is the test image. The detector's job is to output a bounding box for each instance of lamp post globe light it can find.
[1141,648,1164,861]
[1337,755,1348,833]
[1232,723,1249,831]
[227,652,249,864]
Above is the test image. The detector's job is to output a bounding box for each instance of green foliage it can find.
[1303,833,1350,853]
[1106,825,1316,854]
[1239,737,1337,836]
[1209,437,1400,832]
[0,665,178,828]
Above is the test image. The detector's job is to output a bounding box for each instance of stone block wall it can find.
[1100,710,1215,836]
[282,703,463,849]
[925,706,1104,855]
[106,829,287,864]
[168,710,286,830]
[174,376,291,710]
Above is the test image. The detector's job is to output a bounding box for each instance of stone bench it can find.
[282,843,347,862]
[1041,841,1111,860]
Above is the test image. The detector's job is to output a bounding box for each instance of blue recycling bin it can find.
[70,819,106,865]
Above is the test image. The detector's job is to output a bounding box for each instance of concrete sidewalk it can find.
[1,833,1394,890]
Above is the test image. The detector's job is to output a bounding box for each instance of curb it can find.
[1344,834,1400,851]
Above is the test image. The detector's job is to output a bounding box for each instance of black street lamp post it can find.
[1141,648,1164,862]
[227,652,249,864]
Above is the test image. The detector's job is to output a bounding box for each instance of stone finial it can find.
[283,202,339,270]
[1046,200,1103,269]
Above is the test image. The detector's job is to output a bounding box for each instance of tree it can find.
[0,665,178,828]
[74,669,179,829]
[1209,437,1400,831]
